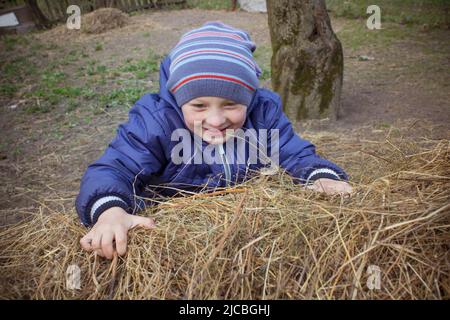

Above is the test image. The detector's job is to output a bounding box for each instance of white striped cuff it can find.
[90,196,128,223]
[306,168,340,184]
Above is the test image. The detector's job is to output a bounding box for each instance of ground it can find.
[0,8,449,224]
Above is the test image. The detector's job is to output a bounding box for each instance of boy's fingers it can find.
[339,183,353,194]
[130,215,156,230]
[80,234,93,251]
[306,180,352,196]
[102,232,115,260]
[92,233,104,257]
[114,229,128,256]
[305,184,318,191]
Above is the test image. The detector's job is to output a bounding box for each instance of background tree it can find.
[266,0,343,121]
[24,0,52,29]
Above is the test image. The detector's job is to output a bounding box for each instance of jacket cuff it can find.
[305,168,342,185]
[90,196,130,225]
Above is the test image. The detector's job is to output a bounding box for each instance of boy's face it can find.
[181,96,247,145]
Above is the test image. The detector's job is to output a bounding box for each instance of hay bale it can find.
[80,8,130,35]
[0,128,449,299]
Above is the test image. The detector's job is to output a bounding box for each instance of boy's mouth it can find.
[203,126,229,136]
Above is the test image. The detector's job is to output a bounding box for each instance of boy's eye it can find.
[191,104,205,108]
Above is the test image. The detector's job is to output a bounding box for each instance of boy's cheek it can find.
[181,106,201,128]
[182,115,202,133]
[192,119,205,135]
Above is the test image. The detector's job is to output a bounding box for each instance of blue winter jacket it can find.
[75,56,349,226]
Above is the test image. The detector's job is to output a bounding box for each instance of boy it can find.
[76,22,352,259]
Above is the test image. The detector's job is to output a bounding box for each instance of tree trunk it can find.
[24,0,52,29]
[231,0,237,11]
[266,0,343,121]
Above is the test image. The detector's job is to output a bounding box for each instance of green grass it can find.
[60,49,81,65]
[52,86,82,98]
[41,70,66,86]
[0,83,18,98]
[50,130,65,140]
[25,86,84,113]
[186,0,235,10]
[119,51,161,79]
[81,60,108,77]
[253,44,272,81]
[83,115,92,125]
[0,30,162,119]
[24,70,85,113]
[337,20,417,50]
[326,0,450,28]
[29,42,44,53]
[11,145,22,158]
[24,102,52,114]
[66,99,79,112]
[1,37,143,113]
[2,35,29,51]
[95,42,103,51]
[1,56,37,81]
[80,88,98,100]
[99,86,147,110]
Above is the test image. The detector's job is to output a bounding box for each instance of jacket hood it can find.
[158,55,185,119]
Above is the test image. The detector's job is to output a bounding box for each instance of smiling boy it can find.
[76,21,352,259]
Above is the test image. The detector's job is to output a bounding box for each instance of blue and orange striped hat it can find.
[166,21,261,107]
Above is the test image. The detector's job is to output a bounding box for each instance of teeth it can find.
[205,127,227,134]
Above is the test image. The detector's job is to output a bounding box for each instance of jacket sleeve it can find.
[75,100,168,226]
[264,93,349,184]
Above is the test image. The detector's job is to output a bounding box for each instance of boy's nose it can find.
[205,111,227,128]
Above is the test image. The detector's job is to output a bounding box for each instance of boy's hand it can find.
[80,207,155,259]
[306,178,353,196]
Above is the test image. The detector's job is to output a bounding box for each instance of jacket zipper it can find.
[217,143,231,187]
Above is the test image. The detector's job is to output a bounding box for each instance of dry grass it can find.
[80,8,130,34]
[0,123,449,300]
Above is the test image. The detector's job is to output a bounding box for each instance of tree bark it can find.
[24,0,52,29]
[266,0,343,121]
[231,0,238,11]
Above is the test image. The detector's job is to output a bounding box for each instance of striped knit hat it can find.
[166,21,261,107]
